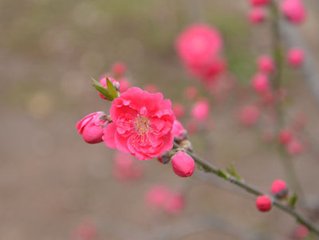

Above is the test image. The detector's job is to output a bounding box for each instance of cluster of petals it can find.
[103,87,175,160]
[113,151,143,181]
[76,112,108,144]
[281,0,306,24]
[146,185,185,214]
[176,24,225,84]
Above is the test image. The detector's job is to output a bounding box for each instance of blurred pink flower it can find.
[238,105,260,127]
[257,55,274,74]
[76,112,108,144]
[176,24,225,84]
[173,103,185,118]
[281,0,306,24]
[250,0,270,7]
[111,61,127,77]
[249,7,266,24]
[191,100,210,122]
[103,87,175,160]
[251,72,270,94]
[71,221,97,240]
[287,48,304,68]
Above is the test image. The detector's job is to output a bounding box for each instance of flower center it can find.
[134,115,150,135]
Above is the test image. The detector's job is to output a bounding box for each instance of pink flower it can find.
[287,48,304,68]
[76,112,108,144]
[257,55,274,74]
[293,225,309,239]
[103,87,175,160]
[281,0,306,24]
[238,105,260,127]
[250,0,270,7]
[176,24,225,83]
[256,195,272,212]
[270,179,288,199]
[249,7,266,24]
[172,120,187,140]
[113,151,143,181]
[173,103,185,118]
[251,72,270,94]
[171,151,195,177]
[191,100,210,122]
[98,76,120,99]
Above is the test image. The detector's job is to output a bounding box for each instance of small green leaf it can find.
[288,193,298,208]
[106,78,119,99]
[217,169,228,180]
[226,164,241,181]
[92,78,116,101]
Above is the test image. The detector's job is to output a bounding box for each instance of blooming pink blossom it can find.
[250,0,270,7]
[287,48,304,68]
[249,7,266,24]
[191,100,210,122]
[176,24,224,84]
[251,72,270,94]
[257,55,274,74]
[171,151,195,177]
[238,105,260,127]
[172,120,187,140]
[113,151,143,181]
[98,76,120,99]
[76,112,108,144]
[103,87,175,160]
[281,0,306,24]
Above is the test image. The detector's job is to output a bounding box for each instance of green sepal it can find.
[92,77,118,101]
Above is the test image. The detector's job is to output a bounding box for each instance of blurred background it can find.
[1,0,319,239]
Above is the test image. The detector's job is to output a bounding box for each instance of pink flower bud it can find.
[173,103,185,118]
[249,7,266,24]
[281,0,306,24]
[279,129,293,145]
[287,48,304,68]
[76,112,107,144]
[257,55,274,74]
[111,62,126,77]
[238,105,260,127]
[250,0,270,7]
[270,179,288,199]
[191,100,210,122]
[256,195,272,212]
[286,138,304,155]
[171,151,195,177]
[251,73,269,94]
[98,76,119,99]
